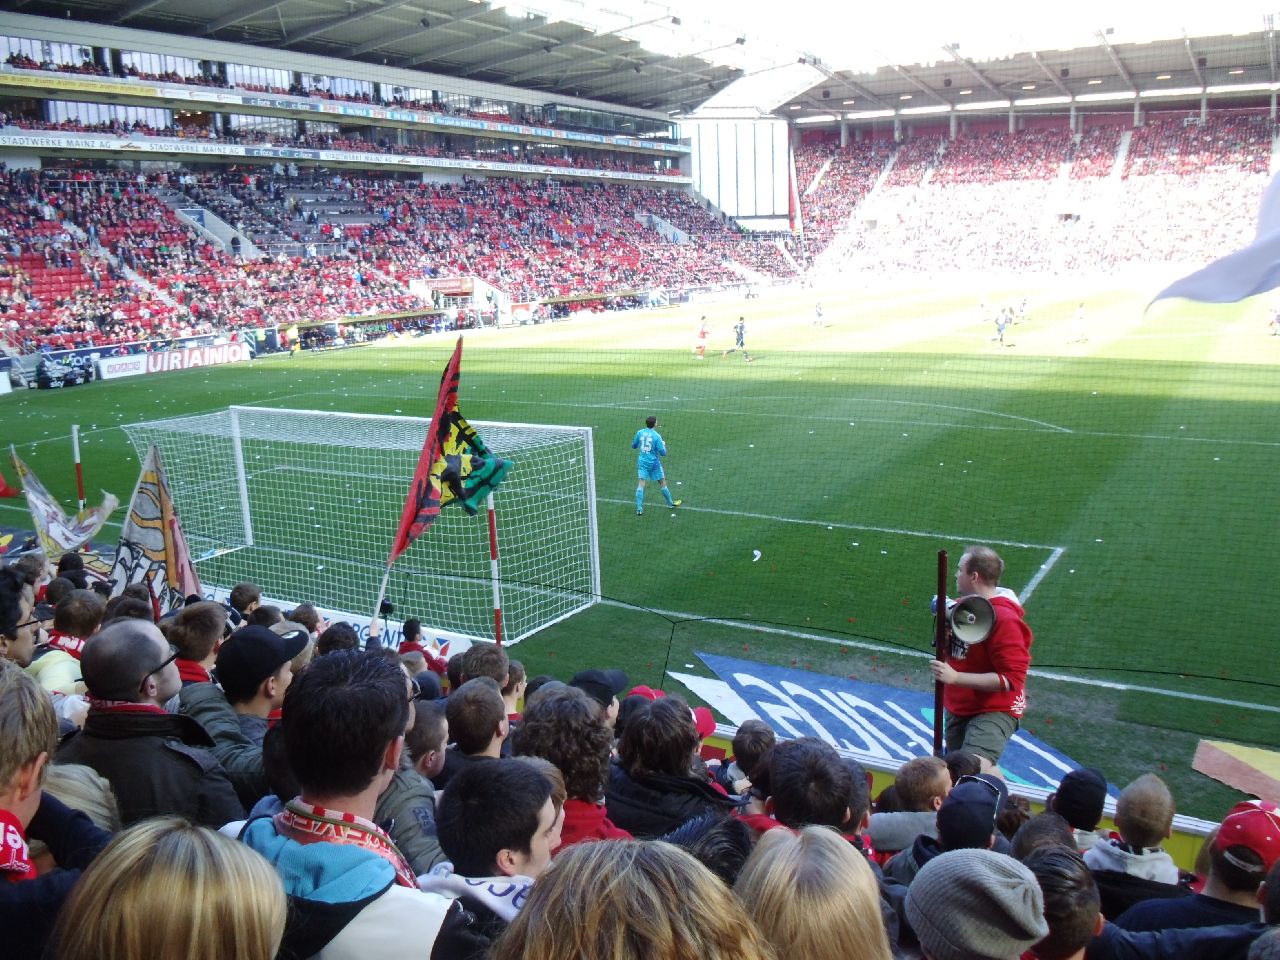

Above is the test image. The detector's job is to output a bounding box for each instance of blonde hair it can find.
[490,840,776,960]
[52,817,286,960]
[735,826,892,960]
[26,764,121,861]
[1115,774,1175,849]
[0,658,56,790]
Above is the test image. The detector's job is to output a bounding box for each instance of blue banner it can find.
[696,651,1088,791]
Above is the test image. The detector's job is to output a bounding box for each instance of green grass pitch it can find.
[6,279,1278,818]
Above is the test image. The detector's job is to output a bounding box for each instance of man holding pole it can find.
[928,546,1032,766]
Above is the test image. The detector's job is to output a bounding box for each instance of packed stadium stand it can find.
[7,111,1276,349]
[6,10,1280,960]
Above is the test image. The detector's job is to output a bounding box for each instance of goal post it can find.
[121,406,601,645]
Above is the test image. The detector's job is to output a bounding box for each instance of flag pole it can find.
[370,565,393,648]
[487,492,503,645]
[71,424,86,512]
[932,549,949,757]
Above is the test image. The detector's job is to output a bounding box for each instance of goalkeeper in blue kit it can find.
[632,415,681,515]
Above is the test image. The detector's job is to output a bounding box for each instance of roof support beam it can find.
[457,35,566,76]
[113,0,170,22]
[505,13,676,84]
[585,63,717,98]
[349,6,495,57]
[1095,30,1137,92]
[280,0,420,47]
[891,63,950,106]
[593,63,734,103]
[544,47,649,83]
[1267,14,1277,84]
[402,17,547,69]
[837,78,894,111]
[1182,35,1205,87]
[1027,51,1073,97]
[943,45,1005,98]
[203,0,290,35]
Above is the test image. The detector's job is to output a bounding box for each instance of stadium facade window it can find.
[120,50,203,81]
[226,63,290,92]
[45,99,172,130]
[227,113,300,137]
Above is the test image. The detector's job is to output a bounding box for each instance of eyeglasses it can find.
[144,643,179,680]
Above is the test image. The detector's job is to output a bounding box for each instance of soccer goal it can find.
[121,406,600,645]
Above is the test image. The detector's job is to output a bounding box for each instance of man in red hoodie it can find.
[929,545,1033,766]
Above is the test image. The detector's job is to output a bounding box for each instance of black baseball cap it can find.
[216,624,308,694]
[568,668,629,709]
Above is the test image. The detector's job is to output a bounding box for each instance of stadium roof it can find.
[5,0,780,112]
[6,1,1278,117]
[778,29,1280,124]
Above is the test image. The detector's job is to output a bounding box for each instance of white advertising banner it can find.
[96,342,252,381]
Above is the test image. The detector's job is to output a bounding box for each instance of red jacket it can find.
[555,798,632,851]
[397,641,447,675]
[944,594,1032,718]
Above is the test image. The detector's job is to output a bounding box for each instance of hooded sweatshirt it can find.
[239,816,471,960]
[1085,837,1180,884]
[866,810,939,856]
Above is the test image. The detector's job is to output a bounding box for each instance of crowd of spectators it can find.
[823,114,1276,276]
[4,52,108,76]
[1125,114,1272,177]
[795,141,836,194]
[931,129,1073,185]
[1071,125,1125,179]
[1,555,1277,960]
[2,52,673,144]
[4,110,1275,347]
[0,113,677,179]
[799,140,897,254]
[1,168,777,351]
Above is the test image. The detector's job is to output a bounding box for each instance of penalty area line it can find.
[1018,546,1065,605]
[598,599,1280,715]
[600,497,1057,550]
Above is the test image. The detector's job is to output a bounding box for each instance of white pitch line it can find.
[9,390,328,450]
[599,497,1057,550]
[0,501,122,528]
[1019,546,1065,605]
[599,599,1280,714]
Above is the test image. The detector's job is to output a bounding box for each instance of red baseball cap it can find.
[1214,800,1280,874]
[627,685,666,701]
[691,706,716,740]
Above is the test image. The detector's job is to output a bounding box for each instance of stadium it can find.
[1,2,1279,957]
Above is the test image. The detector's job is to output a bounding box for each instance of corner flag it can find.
[387,337,511,565]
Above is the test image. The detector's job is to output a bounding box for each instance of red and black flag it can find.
[387,337,510,564]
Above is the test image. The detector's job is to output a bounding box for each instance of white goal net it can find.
[122,406,600,645]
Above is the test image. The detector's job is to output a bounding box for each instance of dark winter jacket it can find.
[1,794,113,960]
[55,706,244,827]
[604,761,742,839]
[178,681,268,810]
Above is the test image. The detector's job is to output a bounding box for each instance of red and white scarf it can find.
[46,631,84,659]
[275,798,417,888]
[0,810,34,883]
